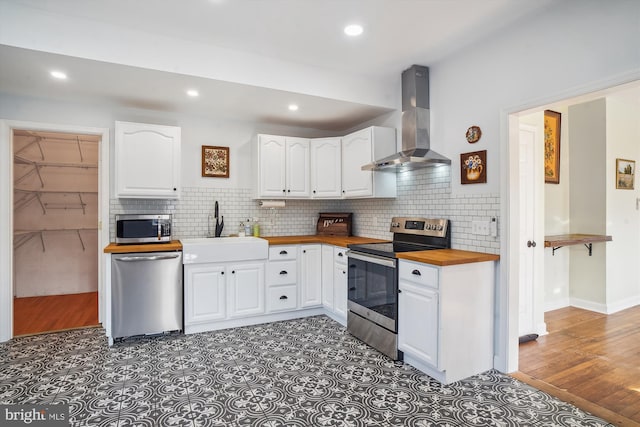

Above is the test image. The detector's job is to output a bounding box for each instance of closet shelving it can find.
[13,133,99,253]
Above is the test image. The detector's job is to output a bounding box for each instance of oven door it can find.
[347,250,398,332]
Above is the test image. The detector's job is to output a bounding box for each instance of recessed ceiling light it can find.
[344,24,363,37]
[186,89,199,97]
[50,70,67,80]
[288,104,299,111]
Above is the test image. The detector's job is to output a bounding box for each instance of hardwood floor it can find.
[518,305,640,426]
[13,291,100,336]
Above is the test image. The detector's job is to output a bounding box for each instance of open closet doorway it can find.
[13,129,100,336]
[511,81,640,424]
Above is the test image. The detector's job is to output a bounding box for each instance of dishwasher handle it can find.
[115,253,181,262]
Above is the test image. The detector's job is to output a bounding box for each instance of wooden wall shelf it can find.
[544,234,612,256]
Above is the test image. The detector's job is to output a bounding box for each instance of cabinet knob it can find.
[282,189,286,193]
[342,270,346,274]
[303,250,306,253]
[279,295,288,300]
[527,240,537,248]
[280,250,288,255]
[398,289,402,293]
[313,190,316,194]
[342,190,345,193]
[338,252,343,257]
[279,270,288,275]
[173,188,177,191]
[232,270,235,274]
[221,271,224,275]
[412,269,421,276]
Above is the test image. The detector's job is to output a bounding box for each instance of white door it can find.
[519,124,541,336]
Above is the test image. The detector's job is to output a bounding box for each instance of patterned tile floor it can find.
[0,315,613,426]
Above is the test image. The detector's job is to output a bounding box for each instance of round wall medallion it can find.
[466,126,482,143]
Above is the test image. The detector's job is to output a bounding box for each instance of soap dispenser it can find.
[252,218,260,237]
[239,222,246,237]
[245,219,252,236]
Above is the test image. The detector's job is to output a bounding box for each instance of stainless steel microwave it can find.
[115,214,172,244]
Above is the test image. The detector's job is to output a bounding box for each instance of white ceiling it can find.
[0,0,557,131]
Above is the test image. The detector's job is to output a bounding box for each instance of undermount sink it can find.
[181,236,268,264]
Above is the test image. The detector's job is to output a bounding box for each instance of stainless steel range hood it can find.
[362,65,451,171]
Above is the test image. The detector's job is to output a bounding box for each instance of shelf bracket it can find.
[552,243,594,256]
[77,230,86,251]
[585,243,593,256]
[76,136,84,162]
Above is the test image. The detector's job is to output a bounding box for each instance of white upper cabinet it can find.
[257,135,309,198]
[285,137,311,197]
[115,121,181,199]
[310,138,342,198]
[341,126,397,198]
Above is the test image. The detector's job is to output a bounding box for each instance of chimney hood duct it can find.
[362,65,451,171]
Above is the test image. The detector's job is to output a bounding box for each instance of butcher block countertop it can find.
[262,235,388,247]
[397,249,500,266]
[104,240,183,253]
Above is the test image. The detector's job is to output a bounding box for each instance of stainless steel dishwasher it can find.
[111,251,183,339]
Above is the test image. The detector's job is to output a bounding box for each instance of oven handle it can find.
[346,250,396,268]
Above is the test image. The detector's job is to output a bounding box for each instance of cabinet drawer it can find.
[269,246,297,260]
[334,247,348,264]
[399,261,438,289]
[266,261,297,285]
[266,285,297,312]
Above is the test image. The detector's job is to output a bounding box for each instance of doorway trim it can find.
[0,120,110,342]
[499,70,640,373]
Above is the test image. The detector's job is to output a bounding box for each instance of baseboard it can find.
[605,295,640,314]
[569,296,640,315]
[569,298,608,314]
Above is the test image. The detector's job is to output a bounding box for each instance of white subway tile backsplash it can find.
[109,167,500,254]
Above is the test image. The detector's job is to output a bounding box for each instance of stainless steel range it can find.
[346,217,451,360]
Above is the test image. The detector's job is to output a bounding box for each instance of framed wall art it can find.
[461,150,487,184]
[616,158,635,190]
[544,110,561,184]
[202,146,229,178]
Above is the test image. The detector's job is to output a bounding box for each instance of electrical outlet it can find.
[312,217,317,226]
[471,220,490,236]
[490,217,498,237]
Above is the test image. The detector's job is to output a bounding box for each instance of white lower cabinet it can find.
[184,264,226,324]
[398,259,495,384]
[227,263,265,318]
[299,244,322,308]
[321,245,334,309]
[331,246,349,324]
[184,261,265,331]
[266,246,298,313]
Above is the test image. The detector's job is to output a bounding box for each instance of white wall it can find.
[606,92,640,311]
[568,99,607,307]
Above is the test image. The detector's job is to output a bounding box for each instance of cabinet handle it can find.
[221,271,224,275]
[279,270,288,275]
[279,295,288,300]
[527,240,537,248]
[338,252,343,257]
[313,190,316,194]
[398,289,402,293]
[282,189,286,193]
[232,270,235,274]
[173,188,177,191]
[412,269,421,276]
[349,287,355,291]
[279,250,288,255]
[287,189,291,193]
[342,270,346,274]
[303,250,306,253]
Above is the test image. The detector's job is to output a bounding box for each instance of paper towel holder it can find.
[259,200,286,208]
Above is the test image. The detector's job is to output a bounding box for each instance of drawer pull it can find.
[279,295,288,300]
[279,250,288,255]
[411,269,422,276]
[349,287,355,291]
[279,270,288,275]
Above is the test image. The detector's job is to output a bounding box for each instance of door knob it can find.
[527,240,537,248]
